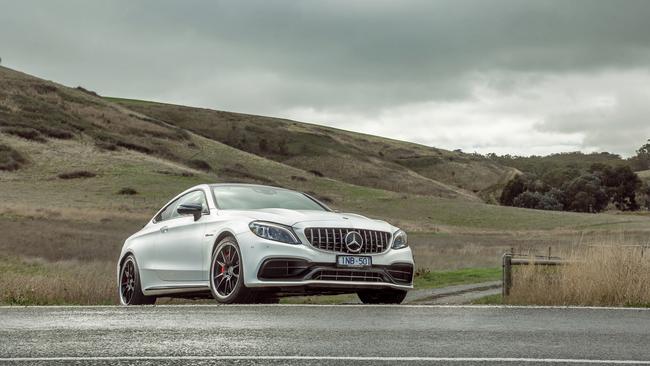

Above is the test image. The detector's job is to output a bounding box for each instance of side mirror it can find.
[177,203,203,221]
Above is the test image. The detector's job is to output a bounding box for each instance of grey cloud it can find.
[1,0,650,155]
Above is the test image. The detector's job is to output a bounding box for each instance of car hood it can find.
[220,208,395,232]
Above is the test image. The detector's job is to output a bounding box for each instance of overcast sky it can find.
[2,0,650,156]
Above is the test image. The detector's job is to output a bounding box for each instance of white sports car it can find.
[117,184,414,305]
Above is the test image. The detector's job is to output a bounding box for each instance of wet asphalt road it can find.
[0,305,649,365]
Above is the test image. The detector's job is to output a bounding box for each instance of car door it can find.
[155,190,209,282]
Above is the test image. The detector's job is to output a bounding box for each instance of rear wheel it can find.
[119,255,156,305]
[210,237,256,304]
[357,289,407,304]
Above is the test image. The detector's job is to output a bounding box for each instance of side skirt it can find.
[143,284,211,296]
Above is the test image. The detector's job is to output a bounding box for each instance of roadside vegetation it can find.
[471,294,502,305]
[413,267,501,289]
[506,246,650,307]
[0,256,115,305]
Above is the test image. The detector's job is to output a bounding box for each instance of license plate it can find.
[337,255,372,267]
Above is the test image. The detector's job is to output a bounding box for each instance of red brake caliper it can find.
[221,249,228,273]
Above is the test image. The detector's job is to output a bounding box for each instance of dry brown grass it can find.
[0,143,27,171]
[0,213,141,262]
[410,230,650,271]
[0,257,116,305]
[508,246,650,306]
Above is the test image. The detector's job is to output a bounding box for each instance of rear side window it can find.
[154,190,209,222]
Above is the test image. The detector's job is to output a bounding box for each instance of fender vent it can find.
[386,264,413,284]
[258,259,310,280]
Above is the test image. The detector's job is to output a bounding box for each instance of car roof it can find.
[207,183,295,191]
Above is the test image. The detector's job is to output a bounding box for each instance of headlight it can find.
[249,221,301,244]
[392,230,408,249]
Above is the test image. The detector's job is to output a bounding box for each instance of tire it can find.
[119,255,156,305]
[209,237,256,304]
[357,289,407,304]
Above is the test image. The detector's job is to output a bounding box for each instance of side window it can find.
[155,198,180,222]
[170,190,209,219]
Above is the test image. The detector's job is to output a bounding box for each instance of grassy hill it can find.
[3,64,650,231]
[108,97,515,200]
[2,65,650,304]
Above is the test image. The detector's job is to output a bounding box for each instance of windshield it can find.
[212,185,327,211]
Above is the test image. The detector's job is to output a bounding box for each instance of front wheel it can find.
[357,289,407,304]
[119,255,156,305]
[209,237,256,304]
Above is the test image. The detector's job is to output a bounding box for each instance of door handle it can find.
[160,226,168,233]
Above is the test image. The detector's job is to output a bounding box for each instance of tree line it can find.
[496,140,650,213]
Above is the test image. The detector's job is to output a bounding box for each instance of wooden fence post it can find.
[502,252,512,297]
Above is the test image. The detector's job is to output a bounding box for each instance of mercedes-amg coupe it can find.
[117,184,414,305]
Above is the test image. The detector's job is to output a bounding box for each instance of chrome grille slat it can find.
[304,228,391,254]
[313,270,384,282]
[325,229,330,251]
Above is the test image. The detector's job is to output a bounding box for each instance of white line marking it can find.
[0,356,649,364]
[1,304,649,310]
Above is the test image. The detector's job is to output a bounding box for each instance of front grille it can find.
[386,264,414,284]
[311,269,385,282]
[304,228,391,254]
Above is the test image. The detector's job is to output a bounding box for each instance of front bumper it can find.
[238,231,414,292]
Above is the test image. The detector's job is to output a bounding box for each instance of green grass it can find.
[471,294,502,305]
[280,267,503,305]
[414,267,502,289]
[280,294,358,305]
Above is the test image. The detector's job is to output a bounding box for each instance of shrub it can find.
[308,170,324,177]
[258,138,268,152]
[117,187,138,195]
[155,170,194,177]
[562,173,609,213]
[594,165,642,211]
[95,141,117,151]
[115,141,153,154]
[500,174,531,206]
[187,159,211,171]
[57,170,96,179]
[1,127,47,142]
[75,86,99,97]
[513,190,563,211]
[0,144,27,171]
[33,84,58,94]
[39,126,74,139]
